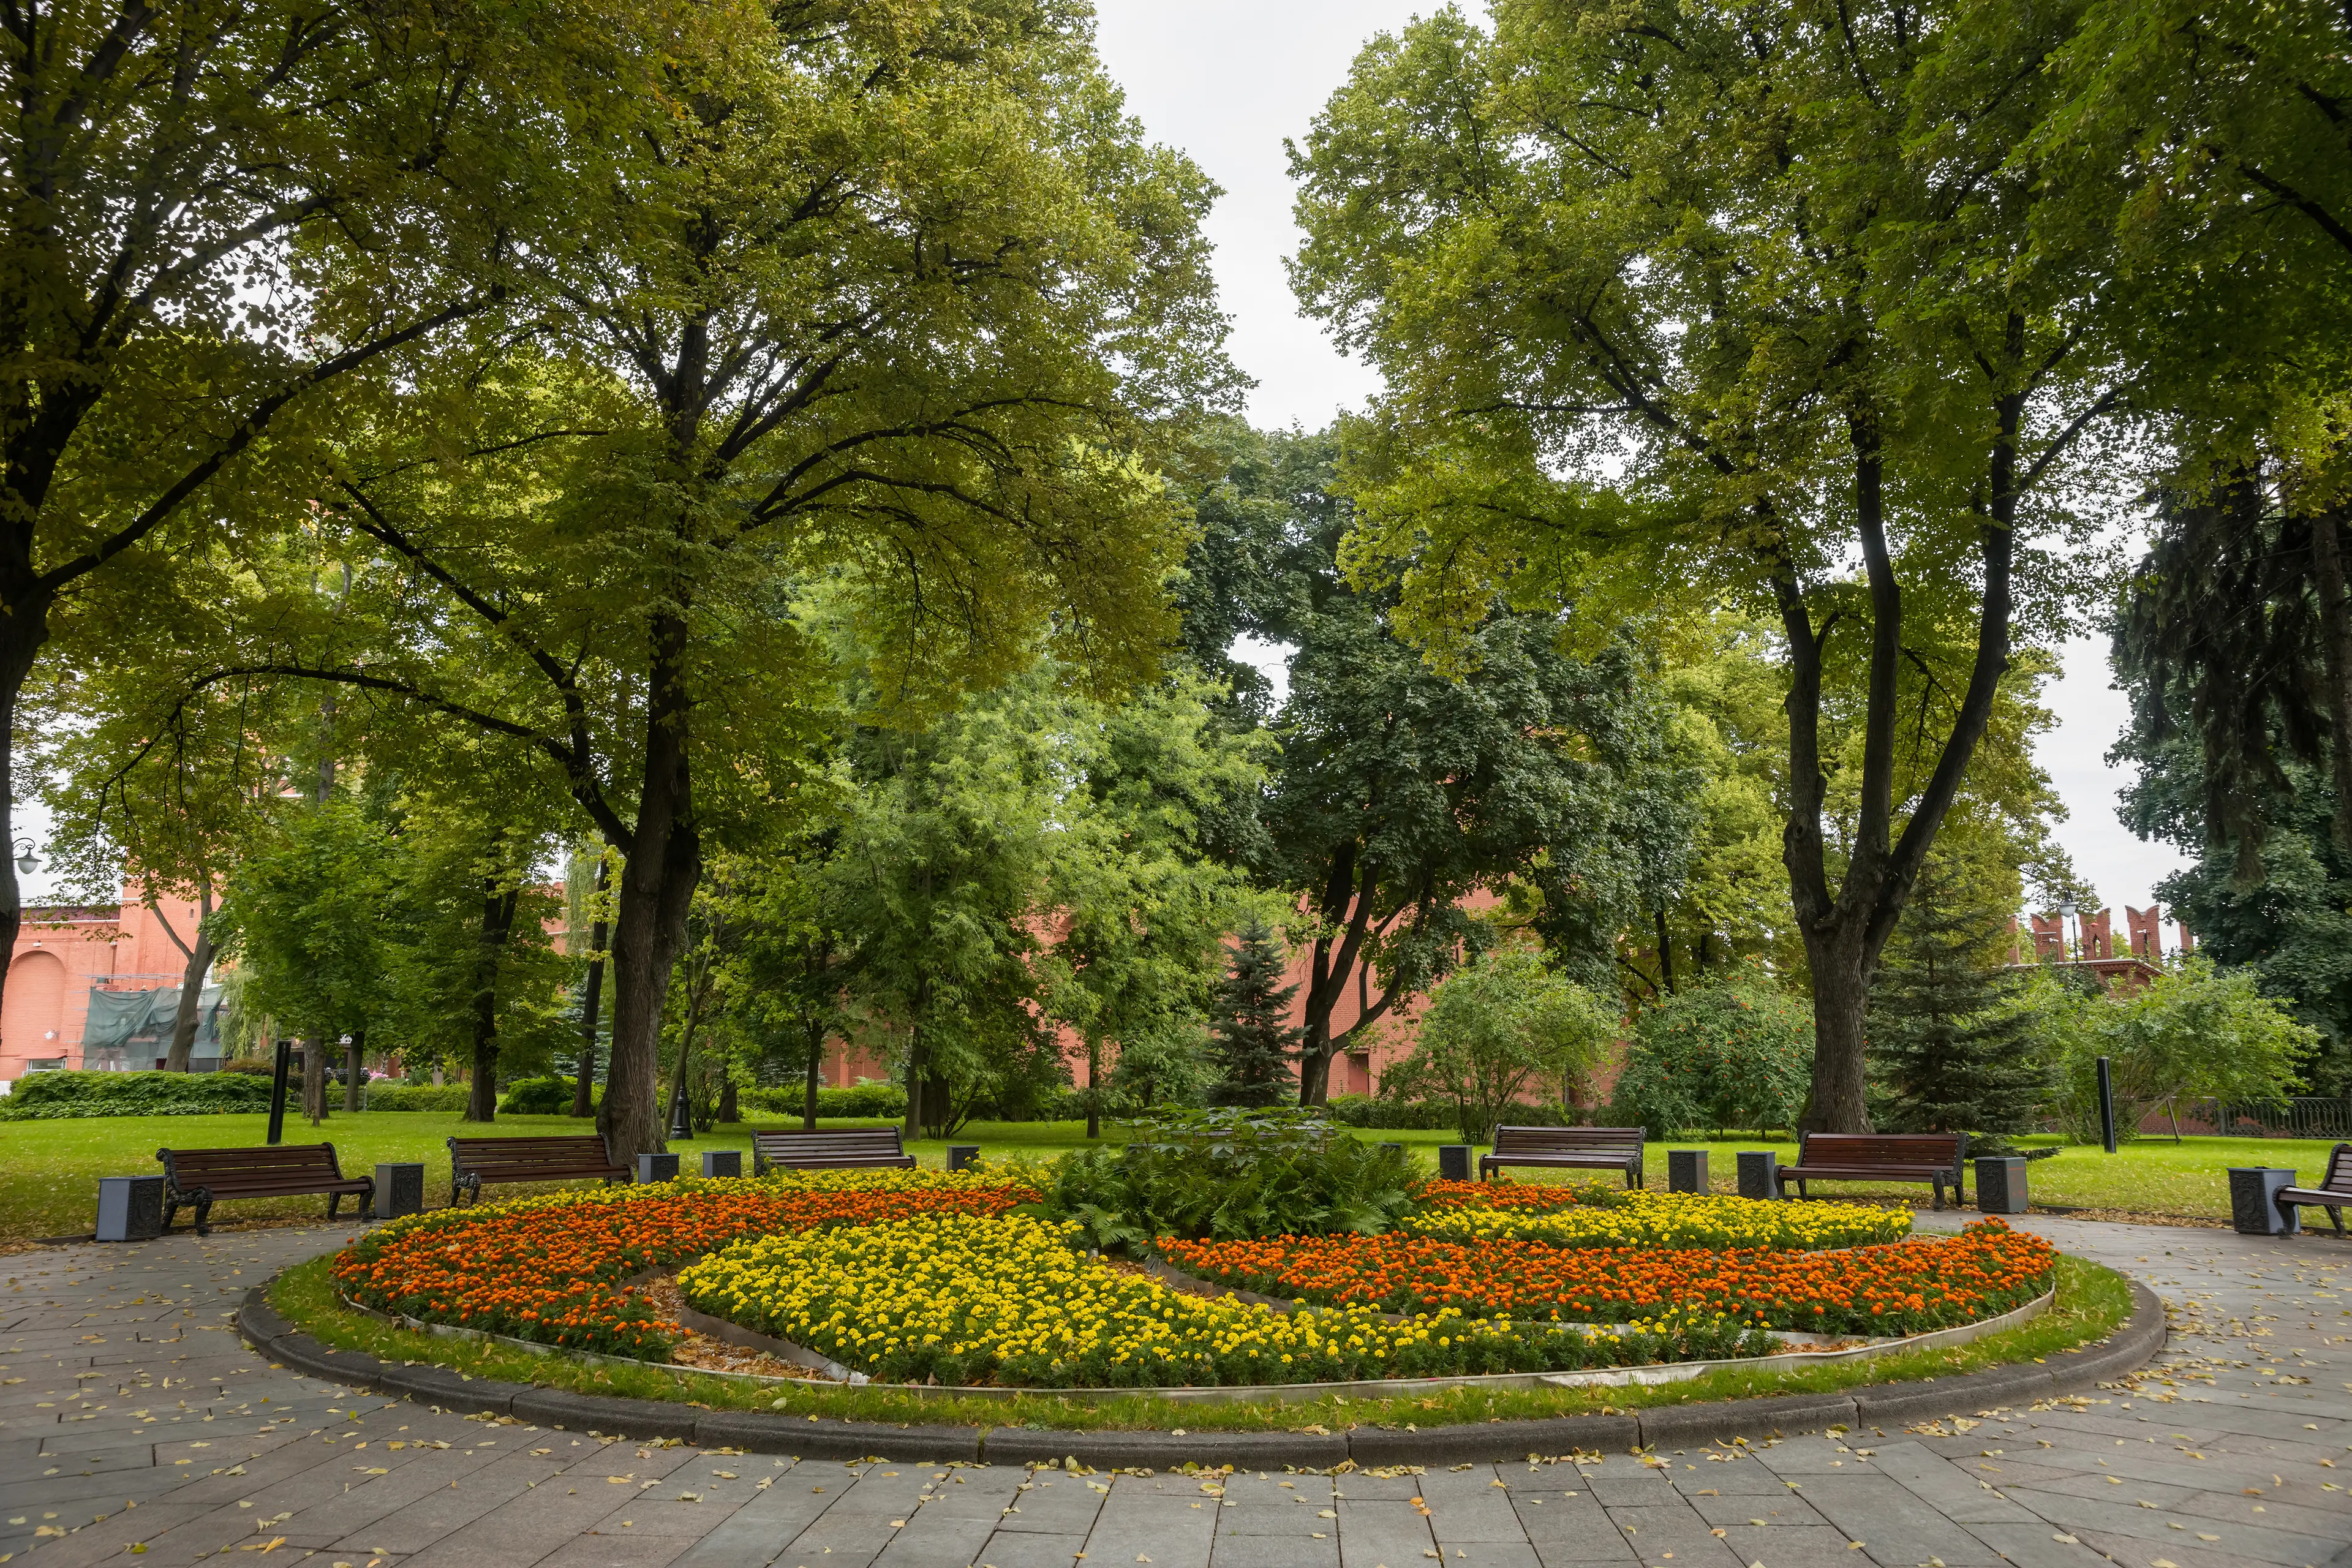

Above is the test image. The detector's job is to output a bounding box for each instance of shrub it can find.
[1379,947,1617,1142]
[737,1082,908,1120]
[1042,1106,1420,1250]
[0,1069,273,1120]
[498,1076,584,1115]
[364,1082,471,1112]
[2038,955,2318,1143]
[1608,974,1812,1137]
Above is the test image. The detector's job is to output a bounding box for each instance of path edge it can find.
[237,1275,2163,1468]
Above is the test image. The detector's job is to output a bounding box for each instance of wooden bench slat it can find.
[156,1144,370,1235]
[448,1134,629,1206]
[2277,1142,2352,1234]
[1785,1132,1966,1210]
[1479,1126,1645,1188]
[751,1128,916,1173]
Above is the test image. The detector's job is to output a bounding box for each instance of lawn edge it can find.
[243,1265,2162,1467]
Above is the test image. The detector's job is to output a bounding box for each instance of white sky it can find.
[13,2,2185,918]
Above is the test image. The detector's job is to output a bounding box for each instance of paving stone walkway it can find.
[1,1215,2346,1568]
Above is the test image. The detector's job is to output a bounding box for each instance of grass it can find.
[266,1250,2136,1434]
[1,1109,2339,1246]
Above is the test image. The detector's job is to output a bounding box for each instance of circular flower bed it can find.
[675,1210,1773,1388]
[1156,1218,2054,1335]
[326,1168,2053,1396]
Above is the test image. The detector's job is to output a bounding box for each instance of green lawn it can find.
[1,1110,2338,1245]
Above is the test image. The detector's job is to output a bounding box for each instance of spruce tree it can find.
[1869,855,2046,1137]
[1206,922,1303,1107]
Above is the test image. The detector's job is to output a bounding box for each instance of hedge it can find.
[738,1081,907,1120]
[0,1069,274,1120]
[364,1082,472,1112]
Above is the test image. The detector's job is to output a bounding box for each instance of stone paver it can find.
[3,1214,2348,1568]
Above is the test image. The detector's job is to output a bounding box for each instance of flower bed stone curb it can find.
[240,1278,2162,1464]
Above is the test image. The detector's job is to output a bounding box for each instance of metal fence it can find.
[2179,1096,2352,1140]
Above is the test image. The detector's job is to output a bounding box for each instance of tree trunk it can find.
[718,1076,737,1124]
[1085,1040,1101,1139]
[803,1019,824,1129]
[303,1036,327,1123]
[465,883,520,1123]
[902,974,931,1144]
[1654,909,1676,995]
[344,1029,364,1113]
[0,612,50,1028]
[164,879,216,1072]
[1777,374,2019,1133]
[571,851,610,1118]
[598,611,701,1159]
[1796,922,1875,1134]
[2310,506,2352,851]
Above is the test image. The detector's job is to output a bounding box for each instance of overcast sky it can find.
[1089,0,2185,922]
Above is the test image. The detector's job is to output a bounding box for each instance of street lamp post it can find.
[2058,895,2078,962]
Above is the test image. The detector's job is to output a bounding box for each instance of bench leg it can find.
[2330,1205,2346,1236]
[1931,1181,1943,1212]
[192,1197,212,1238]
[162,1200,178,1234]
[325,1193,339,1222]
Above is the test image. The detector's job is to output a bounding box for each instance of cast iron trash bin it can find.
[95,1175,165,1242]
[1668,1148,1710,1194]
[2228,1166,2302,1235]
[636,1152,680,1185]
[1437,1144,1472,1182]
[947,1144,981,1172]
[1973,1155,2028,1215]
[700,1150,742,1179]
[372,1161,425,1221]
[1736,1150,1780,1200]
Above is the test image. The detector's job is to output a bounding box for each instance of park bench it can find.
[155,1144,373,1237]
[750,1127,917,1174]
[448,1134,630,1207]
[1479,1126,1646,1188]
[1782,1131,1968,1210]
[2275,1142,2352,1235]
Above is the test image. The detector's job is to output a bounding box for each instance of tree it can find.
[1290,0,2127,1131]
[164,0,1231,1158]
[1043,671,1267,1136]
[1384,944,1616,1144]
[385,797,568,1122]
[1868,852,2045,1137]
[2117,611,2352,1090]
[0,0,553,1010]
[1204,922,1302,1109]
[213,799,402,1117]
[1610,974,1816,1139]
[2045,957,2317,1142]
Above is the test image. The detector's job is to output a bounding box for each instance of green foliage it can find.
[1041,1108,1420,1251]
[1381,946,1616,1144]
[363,1084,473,1113]
[0,1071,272,1121]
[1610,976,1815,1138]
[1204,922,1302,1108]
[737,1083,909,1121]
[498,1078,581,1117]
[2041,957,2319,1143]
[1869,853,2047,1136]
[214,802,403,1046]
[1287,0,2127,1130]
